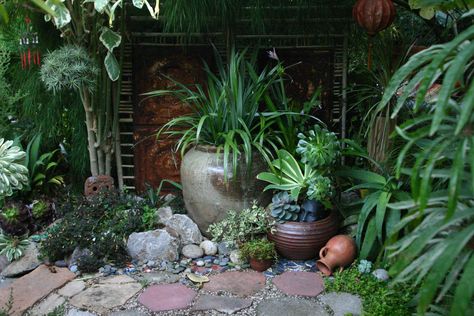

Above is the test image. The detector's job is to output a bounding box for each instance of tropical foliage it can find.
[0,139,29,197]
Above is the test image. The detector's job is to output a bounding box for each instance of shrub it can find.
[208,203,270,244]
[40,191,158,266]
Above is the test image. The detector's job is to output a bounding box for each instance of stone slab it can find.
[98,274,136,284]
[69,278,142,314]
[0,265,74,316]
[66,309,97,316]
[257,297,329,316]
[192,294,253,314]
[203,271,266,297]
[58,280,86,298]
[319,292,362,316]
[138,284,196,312]
[29,293,66,316]
[109,310,148,316]
[133,272,180,284]
[273,271,324,297]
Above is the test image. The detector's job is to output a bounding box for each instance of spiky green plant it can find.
[0,138,29,197]
[40,45,98,93]
[0,234,29,262]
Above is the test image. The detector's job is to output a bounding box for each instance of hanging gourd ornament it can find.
[352,0,396,70]
[19,16,41,69]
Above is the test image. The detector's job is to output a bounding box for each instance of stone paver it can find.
[29,293,66,316]
[193,294,253,314]
[138,283,196,312]
[66,309,97,316]
[257,297,329,316]
[203,271,266,297]
[109,310,147,316]
[133,271,180,284]
[0,278,14,289]
[69,275,142,314]
[58,280,86,298]
[0,265,74,316]
[272,271,324,297]
[1,243,41,277]
[320,292,362,316]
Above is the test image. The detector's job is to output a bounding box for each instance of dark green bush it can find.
[325,262,415,316]
[40,191,159,266]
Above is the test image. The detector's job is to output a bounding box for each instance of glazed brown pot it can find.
[181,146,269,236]
[316,235,357,276]
[249,258,274,272]
[268,211,340,260]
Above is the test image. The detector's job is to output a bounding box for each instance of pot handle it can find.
[319,246,328,259]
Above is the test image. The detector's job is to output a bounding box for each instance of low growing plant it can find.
[325,262,415,316]
[208,203,270,244]
[0,234,29,262]
[240,239,277,261]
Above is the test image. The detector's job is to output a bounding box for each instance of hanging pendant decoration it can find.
[19,16,40,69]
[352,0,396,70]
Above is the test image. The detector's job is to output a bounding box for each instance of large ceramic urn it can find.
[180,146,269,235]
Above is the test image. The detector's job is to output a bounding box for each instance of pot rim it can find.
[273,210,339,227]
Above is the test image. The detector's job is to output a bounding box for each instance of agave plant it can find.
[0,233,29,262]
[296,125,340,169]
[0,138,29,197]
[269,191,300,221]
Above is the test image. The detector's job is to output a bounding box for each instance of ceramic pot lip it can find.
[273,210,339,228]
[316,260,332,276]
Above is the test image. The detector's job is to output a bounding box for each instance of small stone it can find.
[68,247,92,267]
[70,265,78,273]
[230,250,242,264]
[196,260,205,267]
[182,244,204,259]
[54,260,68,268]
[372,268,389,281]
[147,260,156,267]
[200,240,218,256]
[217,242,232,255]
[184,268,192,273]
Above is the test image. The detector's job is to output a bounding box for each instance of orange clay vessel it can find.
[316,235,357,276]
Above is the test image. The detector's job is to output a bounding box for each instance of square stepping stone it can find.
[272,271,324,297]
[203,271,266,297]
[0,265,74,316]
[193,294,253,314]
[320,292,362,316]
[138,284,196,312]
[58,280,86,298]
[29,293,66,315]
[257,297,329,316]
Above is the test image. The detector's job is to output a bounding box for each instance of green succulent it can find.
[1,206,19,223]
[31,200,49,219]
[296,125,340,169]
[270,191,301,221]
[307,175,333,202]
[0,138,29,197]
[0,234,29,262]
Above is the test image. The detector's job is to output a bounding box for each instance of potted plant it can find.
[145,49,286,234]
[257,125,341,260]
[240,238,277,272]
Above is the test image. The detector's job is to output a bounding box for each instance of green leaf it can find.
[0,4,8,24]
[356,192,381,248]
[376,192,391,243]
[104,52,120,81]
[418,225,474,313]
[447,138,468,218]
[360,217,377,259]
[94,0,109,13]
[45,0,71,28]
[336,169,387,185]
[132,0,144,8]
[455,79,474,135]
[99,27,122,52]
[449,254,474,316]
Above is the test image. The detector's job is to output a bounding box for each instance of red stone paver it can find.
[0,265,75,316]
[203,271,266,297]
[138,284,196,312]
[272,271,324,297]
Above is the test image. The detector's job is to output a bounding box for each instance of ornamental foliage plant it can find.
[0,138,29,198]
[208,203,270,244]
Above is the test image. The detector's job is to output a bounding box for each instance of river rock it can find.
[372,269,389,281]
[1,242,41,277]
[230,250,243,265]
[68,247,92,268]
[157,207,173,225]
[165,214,203,245]
[127,229,179,262]
[182,244,203,259]
[200,240,217,256]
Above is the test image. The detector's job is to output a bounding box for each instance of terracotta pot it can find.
[181,146,269,236]
[249,257,273,272]
[316,235,357,276]
[268,211,340,260]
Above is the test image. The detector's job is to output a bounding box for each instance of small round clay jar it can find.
[316,235,357,276]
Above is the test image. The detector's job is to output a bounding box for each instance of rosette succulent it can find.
[296,125,340,169]
[270,191,301,221]
[307,175,333,203]
[0,139,29,197]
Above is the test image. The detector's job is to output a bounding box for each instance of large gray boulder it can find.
[165,214,203,245]
[1,242,41,277]
[127,229,179,262]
